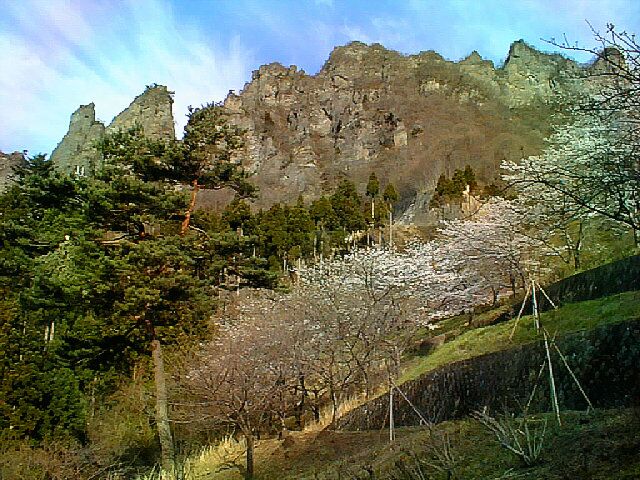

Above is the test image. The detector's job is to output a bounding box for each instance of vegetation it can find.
[1,23,639,480]
[164,408,640,479]
[429,165,477,207]
[400,290,640,383]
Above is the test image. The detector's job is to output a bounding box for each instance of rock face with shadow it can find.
[42,41,596,215]
[49,85,174,176]
[217,40,588,211]
[0,150,27,192]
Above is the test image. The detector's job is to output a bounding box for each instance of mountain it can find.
[0,151,27,192]
[7,40,590,220]
[215,40,584,217]
[48,85,175,176]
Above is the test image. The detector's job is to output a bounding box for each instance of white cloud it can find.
[0,0,255,154]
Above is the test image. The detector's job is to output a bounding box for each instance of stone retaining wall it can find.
[338,319,640,430]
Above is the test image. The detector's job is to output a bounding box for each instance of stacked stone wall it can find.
[338,319,640,430]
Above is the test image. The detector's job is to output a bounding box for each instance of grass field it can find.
[400,290,640,384]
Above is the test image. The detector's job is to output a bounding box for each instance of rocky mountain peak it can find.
[107,84,175,140]
[460,50,489,66]
[590,46,625,74]
[28,41,591,223]
[50,102,105,176]
[0,150,27,192]
[50,85,175,175]
[69,102,99,131]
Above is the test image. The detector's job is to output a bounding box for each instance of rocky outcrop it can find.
[50,103,105,176]
[0,151,27,192]
[44,41,588,219]
[107,84,175,140]
[501,40,581,106]
[50,85,175,175]
[218,40,584,211]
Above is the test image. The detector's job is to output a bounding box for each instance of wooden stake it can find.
[389,386,395,443]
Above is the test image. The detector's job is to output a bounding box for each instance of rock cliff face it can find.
[49,103,105,176]
[219,40,584,210]
[107,85,175,139]
[0,151,27,192]
[42,41,587,219]
[50,85,174,175]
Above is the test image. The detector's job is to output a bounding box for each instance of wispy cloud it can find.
[0,0,254,154]
[1,0,638,155]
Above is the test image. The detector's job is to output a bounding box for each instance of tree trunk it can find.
[573,221,583,271]
[180,179,200,236]
[151,338,175,474]
[245,431,255,480]
[330,387,338,428]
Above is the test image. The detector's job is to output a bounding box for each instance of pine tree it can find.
[366,172,380,220]
[330,180,366,233]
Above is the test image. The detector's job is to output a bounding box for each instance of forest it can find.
[1,23,639,480]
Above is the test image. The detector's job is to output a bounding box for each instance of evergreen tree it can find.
[330,180,366,232]
[383,182,399,207]
[310,196,339,231]
[366,172,380,220]
[463,165,477,191]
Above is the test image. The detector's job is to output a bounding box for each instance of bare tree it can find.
[174,311,294,480]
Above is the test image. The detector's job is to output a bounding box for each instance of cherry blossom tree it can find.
[505,24,640,247]
[300,242,483,322]
[437,198,548,301]
[503,112,638,246]
[174,304,295,480]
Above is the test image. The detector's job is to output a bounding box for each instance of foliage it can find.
[330,179,367,232]
[473,409,547,467]
[366,173,380,199]
[182,103,255,198]
[505,24,640,245]
[383,182,399,206]
[429,166,477,207]
[0,119,264,445]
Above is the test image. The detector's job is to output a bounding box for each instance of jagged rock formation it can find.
[219,40,585,211]
[0,151,27,192]
[42,42,590,220]
[50,85,174,175]
[107,85,175,139]
[49,103,105,176]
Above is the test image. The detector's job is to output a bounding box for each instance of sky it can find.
[1,0,638,156]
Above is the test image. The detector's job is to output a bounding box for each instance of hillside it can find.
[177,290,640,479]
[11,40,595,220]
[218,40,582,213]
[1,28,638,480]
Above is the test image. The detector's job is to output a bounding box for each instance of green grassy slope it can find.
[400,290,640,384]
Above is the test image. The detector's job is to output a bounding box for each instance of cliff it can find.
[42,41,589,219]
[0,151,27,192]
[217,40,585,211]
[50,85,174,175]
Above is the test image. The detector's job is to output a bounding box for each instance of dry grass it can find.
[184,408,640,479]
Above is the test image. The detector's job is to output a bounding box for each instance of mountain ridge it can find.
[5,40,592,221]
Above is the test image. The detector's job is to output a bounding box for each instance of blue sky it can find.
[1,0,638,155]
